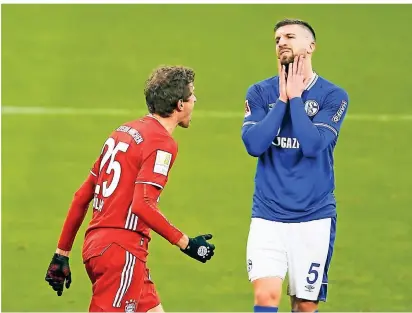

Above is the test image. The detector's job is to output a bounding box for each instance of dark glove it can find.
[45,253,72,296]
[181,234,215,263]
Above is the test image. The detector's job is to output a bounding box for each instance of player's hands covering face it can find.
[286,55,306,99]
[278,59,288,103]
[45,253,72,296]
[181,234,215,263]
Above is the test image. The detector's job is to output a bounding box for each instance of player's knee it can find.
[253,278,282,306]
[254,291,279,306]
[295,298,318,312]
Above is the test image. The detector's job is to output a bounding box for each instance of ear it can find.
[176,99,184,112]
[307,41,316,55]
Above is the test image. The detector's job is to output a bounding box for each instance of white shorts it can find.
[246,217,336,302]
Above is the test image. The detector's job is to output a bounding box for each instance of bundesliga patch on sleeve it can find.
[244,100,251,117]
[153,150,172,176]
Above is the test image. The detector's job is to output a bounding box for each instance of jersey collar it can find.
[147,113,159,121]
[146,114,167,131]
[146,113,174,137]
[304,72,319,91]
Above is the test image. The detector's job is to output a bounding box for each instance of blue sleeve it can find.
[289,88,349,158]
[241,84,287,157]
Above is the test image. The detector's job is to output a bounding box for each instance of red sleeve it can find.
[90,154,101,177]
[132,183,183,245]
[135,138,177,189]
[57,158,99,251]
[132,138,183,245]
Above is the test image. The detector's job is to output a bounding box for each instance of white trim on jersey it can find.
[314,122,338,137]
[133,215,138,231]
[305,73,319,91]
[125,206,138,231]
[112,251,137,308]
[90,170,97,177]
[135,181,164,189]
[146,113,160,122]
[242,121,258,127]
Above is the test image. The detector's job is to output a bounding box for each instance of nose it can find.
[278,37,288,48]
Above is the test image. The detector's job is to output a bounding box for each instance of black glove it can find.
[45,253,72,296]
[181,234,215,263]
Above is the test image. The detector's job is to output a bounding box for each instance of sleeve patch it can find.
[244,100,251,117]
[332,100,348,123]
[153,150,172,176]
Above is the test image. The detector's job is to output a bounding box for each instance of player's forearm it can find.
[132,183,184,246]
[55,248,70,257]
[57,174,95,251]
[242,99,287,157]
[289,97,333,157]
[176,234,190,250]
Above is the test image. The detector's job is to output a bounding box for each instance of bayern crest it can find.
[125,299,136,312]
[304,100,319,117]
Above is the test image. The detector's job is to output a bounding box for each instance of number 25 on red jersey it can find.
[92,137,129,211]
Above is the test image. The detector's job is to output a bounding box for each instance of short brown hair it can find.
[144,65,195,118]
[274,18,316,41]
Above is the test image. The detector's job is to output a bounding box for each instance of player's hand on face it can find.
[286,55,306,99]
[45,253,72,296]
[180,234,215,263]
[278,59,288,103]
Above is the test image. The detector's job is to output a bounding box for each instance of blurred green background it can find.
[2,3,412,312]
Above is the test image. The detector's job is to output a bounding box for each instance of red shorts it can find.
[84,243,160,312]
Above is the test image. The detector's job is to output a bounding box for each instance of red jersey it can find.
[57,115,184,263]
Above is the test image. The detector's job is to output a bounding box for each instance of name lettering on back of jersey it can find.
[332,100,347,123]
[92,184,104,212]
[272,137,300,149]
[304,100,319,117]
[116,125,144,144]
[244,100,251,117]
[153,150,172,176]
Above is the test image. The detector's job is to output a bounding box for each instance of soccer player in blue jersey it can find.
[242,19,349,313]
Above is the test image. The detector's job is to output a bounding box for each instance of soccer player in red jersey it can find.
[45,66,215,312]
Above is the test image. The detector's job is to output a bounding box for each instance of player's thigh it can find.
[85,243,146,312]
[287,217,337,302]
[246,218,287,287]
[137,267,162,312]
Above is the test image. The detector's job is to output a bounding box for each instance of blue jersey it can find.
[241,73,349,222]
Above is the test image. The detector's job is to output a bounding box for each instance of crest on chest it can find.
[304,100,319,117]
